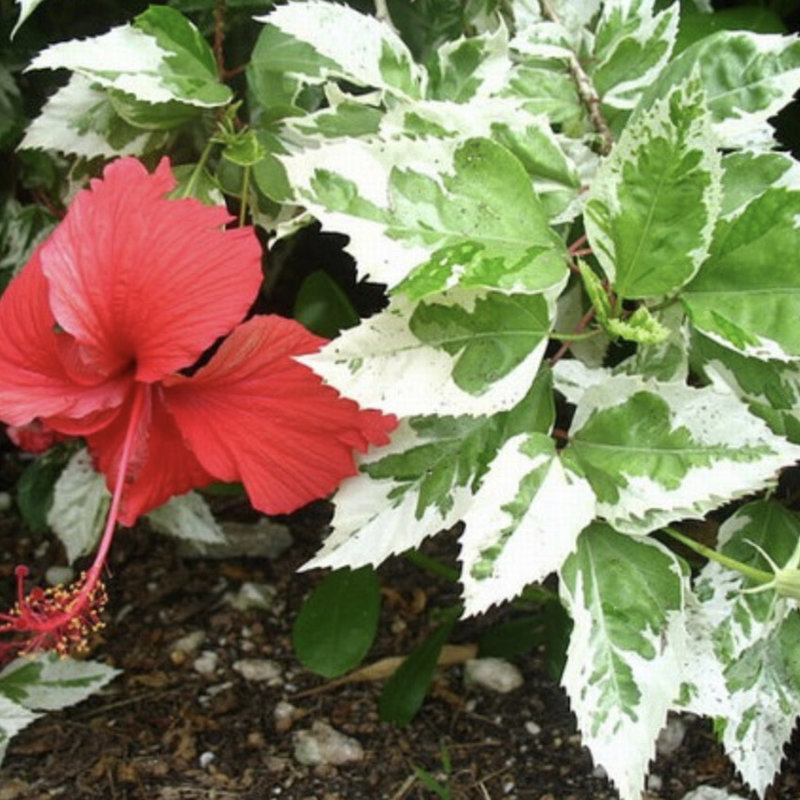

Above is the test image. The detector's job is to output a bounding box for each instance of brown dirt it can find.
[0,493,798,800]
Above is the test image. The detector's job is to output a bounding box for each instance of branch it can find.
[539,0,613,155]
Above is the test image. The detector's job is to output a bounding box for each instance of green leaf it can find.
[680,502,800,797]
[293,270,360,338]
[0,65,24,149]
[718,150,797,218]
[584,76,721,299]
[305,369,555,572]
[108,91,201,131]
[560,525,686,800]
[0,199,57,279]
[17,450,68,533]
[682,186,800,360]
[218,129,267,167]
[379,609,458,725]
[561,375,800,534]
[303,289,552,418]
[292,566,381,678]
[637,30,800,148]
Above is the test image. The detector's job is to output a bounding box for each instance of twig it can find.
[213,0,226,80]
[549,306,597,365]
[539,0,613,155]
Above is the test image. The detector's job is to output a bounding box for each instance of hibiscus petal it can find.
[41,157,263,383]
[0,249,128,427]
[86,384,215,525]
[163,316,397,515]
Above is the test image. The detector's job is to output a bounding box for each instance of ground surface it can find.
[0,488,798,800]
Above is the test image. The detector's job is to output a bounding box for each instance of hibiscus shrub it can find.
[2,1,800,798]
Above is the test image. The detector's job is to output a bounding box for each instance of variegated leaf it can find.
[560,526,687,800]
[679,501,800,797]
[561,375,800,534]
[683,186,800,361]
[302,290,553,418]
[585,75,722,299]
[459,432,595,616]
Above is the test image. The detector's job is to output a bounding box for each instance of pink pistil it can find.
[0,384,148,663]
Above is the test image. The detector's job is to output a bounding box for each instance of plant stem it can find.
[539,0,613,155]
[238,164,251,227]
[181,139,216,200]
[549,306,597,366]
[403,550,459,583]
[663,527,773,584]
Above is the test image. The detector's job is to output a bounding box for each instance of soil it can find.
[0,484,798,799]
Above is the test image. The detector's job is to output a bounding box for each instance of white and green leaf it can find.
[302,289,553,418]
[591,0,679,113]
[585,75,722,299]
[561,375,800,534]
[639,30,800,149]
[680,501,800,797]
[0,694,39,766]
[0,653,121,712]
[281,135,567,295]
[47,448,109,564]
[682,186,800,361]
[251,0,423,104]
[560,526,687,800]
[691,331,800,444]
[28,7,230,108]
[19,75,155,159]
[305,370,556,573]
[459,432,595,616]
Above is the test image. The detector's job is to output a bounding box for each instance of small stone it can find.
[45,565,74,586]
[591,764,608,780]
[680,789,748,800]
[293,721,364,766]
[524,721,542,736]
[198,751,215,769]
[465,658,523,693]
[171,631,206,656]
[226,581,278,612]
[274,700,299,733]
[656,715,688,756]
[233,658,282,683]
[193,651,219,677]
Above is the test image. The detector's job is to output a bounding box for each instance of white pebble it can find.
[293,721,364,766]
[233,658,282,683]
[592,764,608,780]
[647,774,663,793]
[193,651,219,677]
[680,788,748,800]
[198,751,215,769]
[171,631,206,655]
[524,721,541,736]
[464,658,523,694]
[274,701,298,733]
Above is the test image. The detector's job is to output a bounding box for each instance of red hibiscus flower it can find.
[0,157,395,661]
